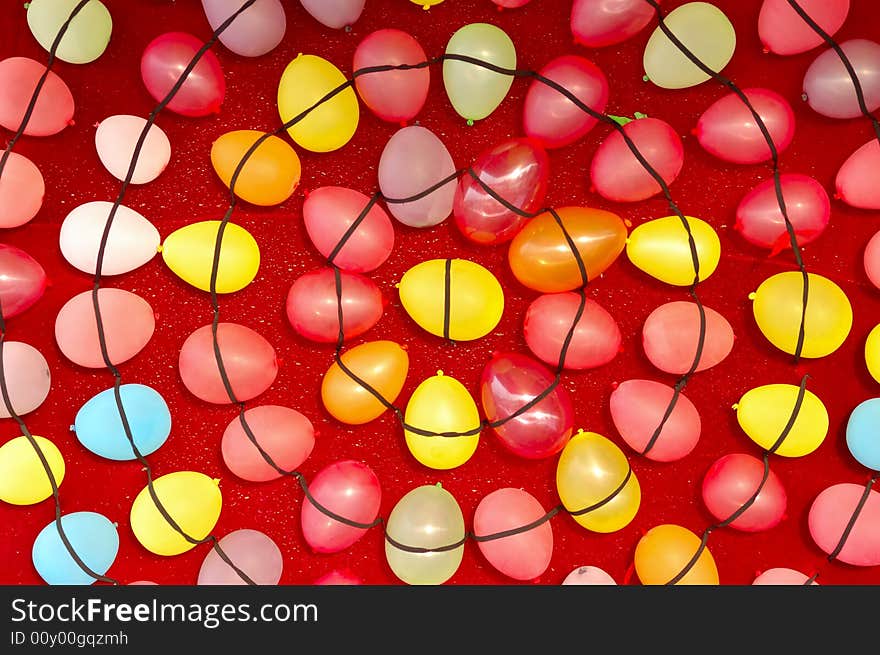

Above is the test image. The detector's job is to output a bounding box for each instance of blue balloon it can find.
[74,384,171,460]
[847,398,880,471]
[32,512,119,585]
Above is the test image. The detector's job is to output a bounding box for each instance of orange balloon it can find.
[634,524,719,585]
[210,129,301,206]
[508,206,627,292]
[321,340,409,424]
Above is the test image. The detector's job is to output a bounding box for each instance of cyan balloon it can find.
[847,398,880,471]
[32,512,119,585]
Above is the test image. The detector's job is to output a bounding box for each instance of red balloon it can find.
[0,244,47,319]
[314,569,363,585]
[809,483,880,566]
[570,0,656,48]
[702,454,786,532]
[759,0,850,56]
[642,301,734,375]
[0,57,74,136]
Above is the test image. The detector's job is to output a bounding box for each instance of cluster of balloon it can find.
[300,0,365,29]
[27,0,112,64]
[0,244,47,319]
[570,0,655,48]
[211,130,301,206]
[561,566,616,585]
[95,115,170,184]
[201,0,286,57]
[32,512,118,585]
[758,0,849,56]
[635,524,718,585]
[735,383,829,457]
[0,435,63,505]
[198,529,283,585]
[222,406,315,481]
[803,39,880,120]
[702,454,786,531]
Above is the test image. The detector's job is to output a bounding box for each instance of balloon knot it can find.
[466,119,474,127]
[435,481,443,488]
[436,369,444,377]
[212,477,221,485]
[399,343,409,352]
[69,425,76,432]
[68,119,75,126]
[113,522,118,528]
[302,188,310,197]
[801,93,808,102]
[623,220,632,228]
[762,47,770,55]
[747,292,756,301]
[576,427,584,434]
[156,244,164,253]
[833,192,841,201]
[394,282,400,289]
[610,381,619,390]
[23,2,30,9]
[642,75,649,83]
[345,25,352,33]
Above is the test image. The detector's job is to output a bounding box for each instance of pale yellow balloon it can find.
[735,384,829,457]
[866,324,880,384]
[626,215,720,286]
[0,436,64,506]
[27,0,112,64]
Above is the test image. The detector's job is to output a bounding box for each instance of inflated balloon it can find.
[0,245,46,319]
[556,431,640,533]
[867,230,880,289]
[867,326,880,385]
[836,140,880,210]
[809,483,880,566]
[385,484,465,585]
[627,215,720,285]
[27,0,112,64]
[95,115,171,184]
[128,581,159,586]
[278,54,359,152]
[803,40,880,119]
[201,0,286,57]
[141,33,225,117]
[0,152,44,228]
[161,220,260,293]
[610,379,700,462]
[130,471,222,556]
[398,259,504,341]
[286,267,383,343]
[735,383,828,457]
[570,0,655,48]
[642,301,734,374]
[751,272,852,358]
[198,529,282,585]
[508,207,627,293]
[702,454,786,532]
[453,138,549,244]
[492,0,530,7]
[222,406,314,481]
[32,513,118,585]
[179,323,277,404]
[759,0,849,56]
[562,566,616,585]
[314,570,363,585]
[0,435,63,505]
[211,130,301,206]
[847,398,880,470]
[0,343,50,419]
[634,524,719,585]
[0,57,74,136]
[753,568,817,585]
[321,341,408,425]
[300,0,364,28]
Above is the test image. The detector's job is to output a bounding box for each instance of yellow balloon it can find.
[751,272,852,358]
[866,324,880,384]
[643,2,735,89]
[556,430,640,533]
[27,0,112,64]
[398,259,504,341]
[735,384,829,457]
[411,0,444,8]
[405,372,480,470]
[626,215,720,286]
[161,220,259,294]
[635,524,719,585]
[130,471,221,556]
[278,54,359,153]
[0,436,64,506]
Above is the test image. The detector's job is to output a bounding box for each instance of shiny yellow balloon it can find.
[556,430,640,533]
[735,384,829,457]
[161,220,259,294]
[0,436,64,506]
[751,272,852,358]
[278,54,359,152]
[626,215,720,286]
[130,471,221,556]
[411,0,445,7]
[405,372,480,470]
[27,0,112,64]
[398,259,504,341]
[211,130,301,207]
[866,324,880,384]
[635,524,719,585]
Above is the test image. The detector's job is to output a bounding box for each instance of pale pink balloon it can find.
[803,39,880,120]
[562,566,616,585]
[55,289,155,369]
[0,152,44,228]
[836,139,880,210]
[759,0,849,56]
[198,529,283,585]
[702,454,786,532]
[570,0,656,48]
[179,323,278,404]
[610,379,700,462]
[642,301,734,375]
[474,488,553,581]
[0,342,50,418]
[753,568,817,585]
[0,57,74,136]
[809,483,880,566]
[221,405,315,482]
[95,115,171,184]
[314,569,363,585]
[865,229,880,289]
[300,460,381,554]
[299,0,364,29]
[0,244,47,319]
[128,581,159,585]
[202,0,286,57]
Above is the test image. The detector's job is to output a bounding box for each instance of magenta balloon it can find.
[179,323,277,404]
[481,353,574,460]
[202,0,286,57]
[140,33,225,117]
[300,460,381,554]
[753,568,817,585]
[642,301,734,375]
[198,529,283,585]
[836,139,880,210]
[610,379,700,462]
[285,267,383,343]
[803,39,880,120]
[0,57,74,136]
[0,342,50,418]
[353,29,429,123]
[0,244,47,319]
[473,488,553,581]
[523,55,609,149]
[759,0,849,56]
[562,566,616,585]
[314,569,363,585]
[303,187,394,272]
[453,137,549,244]
[55,289,155,369]
[299,0,364,29]
[702,454,786,532]
[0,152,44,228]
[570,0,655,48]
[590,118,683,203]
[809,483,880,566]
[865,229,880,290]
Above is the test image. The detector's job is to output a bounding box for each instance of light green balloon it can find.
[442,22,516,122]
[384,485,465,585]
[27,0,112,65]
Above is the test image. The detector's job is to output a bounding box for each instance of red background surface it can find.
[1,0,879,586]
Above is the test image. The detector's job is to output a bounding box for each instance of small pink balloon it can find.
[702,454,787,532]
[285,267,383,343]
[0,244,47,319]
[314,569,363,585]
[201,0,286,57]
[140,32,225,117]
[300,460,381,554]
[0,152,44,228]
[562,566,616,585]
[55,289,155,369]
[642,301,734,375]
[95,115,171,185]
[803,39,880,120]
[753,568,817,585]
[570,0,656,48]
[809,483,880,566]
[865,229,880,290]
[492,0,531,7]
[836,139,880,210]
[610,379,700,462]
[179,323,278,404]
[128,581,159,585]
[0,342,50,418]
[0,57,74,136]
[474,488,553,581]
[759,0,849,56]
[299,0,364,29]
[198,529,283,585]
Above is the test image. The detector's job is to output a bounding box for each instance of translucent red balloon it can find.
[0,244,47,319]
[702,454,786,532]
[0,57,74,136]
[758,0,849,56]
[570,0,656,48]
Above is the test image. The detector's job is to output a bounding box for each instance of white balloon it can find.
[94,115,170,184]
[561,566,617,585]
[299,0,364,29]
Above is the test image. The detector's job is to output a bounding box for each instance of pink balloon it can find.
[201,0,286,57]
[610,379,700,462]
[0,57,74,136]
[128,581,159,586]
[702,454,787,532]
[0,152,44,228]
[836,139,880,210]
[481,353,574,460]
[523,55,609,149]
[590,117,683,203]
[179,323,277,404]
[562,566,616,585]
[803,39,880,120]
[299,0,364,29]
[865,229,880,290]
[303,187,394,272]
[300,460,381,554]
[353,29,429,123]
[570,0,656,48]
[453,137,549,245]
[198,529,283,585]
[523,293,620,370]
[140,33,225,117]
[55,289,155,369]
[642,301,734,375]
[221,405,315,482]
[473,488,553,581]
[285,267,383,343]
[759,0,849,56]
[809,483,880,566]
[0,342,50,418]
[492,0,531,7]
[753,568,817,585]
[0,244,47,319]
[314,569,363,585]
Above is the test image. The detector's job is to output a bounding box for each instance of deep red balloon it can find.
[702,453,787,532]
[141,32,225,116]
[570,0,656,48]
[0,244,47,319]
